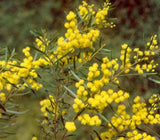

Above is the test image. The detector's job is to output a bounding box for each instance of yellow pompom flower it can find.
[0,92,6,102]
[32,136,37,140]
[66,11,76,21]
[65,122,76,133]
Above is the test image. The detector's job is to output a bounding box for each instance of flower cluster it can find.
[36,31,159,138]
[0,46,46,95]
[22,0,159,139]
[32,137,37,140]
[72,57,121,114]
[87,63,100,81]
[69,39,159,133]
[134,37,158,73]
[126,130,156,140]
[78,0,115,28]
[149,93,160,112]
[20,47,43,90]
[0,46,48,120]
[0,60,19,91]
[0,92,6,102]
[65,121,76,133]
[58,22,99,64]
[72,98,85,113]
[88,89,129,112]
[76,80,88,101]
[37,0,114,66]
[119,35,159,74]
[95,95,160,140]
[86,57,119,91]
[35,36,50,52]
[78,114,101,126]
[94,1,113,28]
[56,8,101,65]
[120,44,132,73]
[78,1,95,21]
[65,35,159,138]
[40,95,57,118]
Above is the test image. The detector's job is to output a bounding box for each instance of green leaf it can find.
[22,78,32,89]
[53,51,72,65]
[109,17,117,22]
[91,16,96,26]
[148,77,160,84]
[49,45,58,53]
[70,70,81,81]
[6,109,29,115]
[98,112,110,123]
[119,72,157,77]
[12,92,30,96]
[30,30,43,37]
[8,64,26,69]
[28,44,45,55]
[9,48,15,60]
[0,122,17,129]
[48,32,59,46]
[63,86,77,98]
[91,44,106,58]
[98,112,119,132]
[5,46,8,63]
[76,9,84,22]
[100,48,111,53]
[0,131,15,135]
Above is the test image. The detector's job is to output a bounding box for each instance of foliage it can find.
[0,0,160,140]
[110,0,160,47]
[0,0,77,51]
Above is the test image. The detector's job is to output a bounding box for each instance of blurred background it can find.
[0,0,160,139]
[0,0,159,51]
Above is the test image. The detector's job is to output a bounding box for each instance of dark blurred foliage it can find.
[0,0,79,51]
[110,0,160,47]
[0,0,159,51]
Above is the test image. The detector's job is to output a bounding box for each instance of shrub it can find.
[0,1,159,140]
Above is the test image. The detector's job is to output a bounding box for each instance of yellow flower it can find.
[0,92,6,102]
[66,11,76,21]
[65,122,76,133]
[32,137,37,140]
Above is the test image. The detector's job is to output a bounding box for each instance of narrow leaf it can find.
[0,131,15,134]
[70,70,81,81]
[98,112,110,123]
[0,122,17,129]
[63,86,77,98]
[148,77,160,84]
[100,48,111,53]
[30,30,43,37]
[28,44,45,55]
[6,109,29,115]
